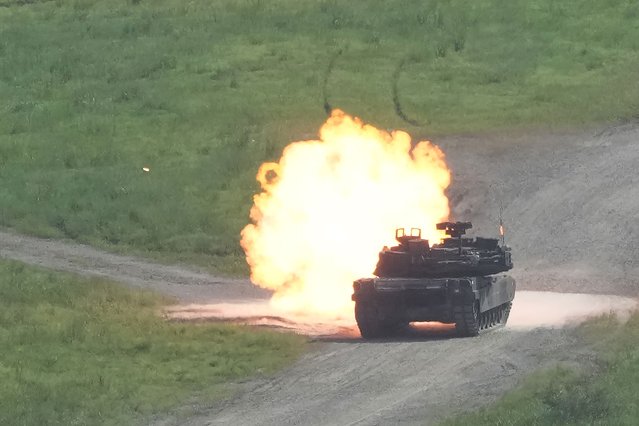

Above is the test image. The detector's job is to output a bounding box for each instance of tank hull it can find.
[352,274,515,338]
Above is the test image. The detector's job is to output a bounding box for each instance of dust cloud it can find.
[165,291,636,338]
[165,301,358,338]
[507,291,636,329]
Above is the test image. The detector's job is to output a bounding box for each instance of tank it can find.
[352,221,516,338]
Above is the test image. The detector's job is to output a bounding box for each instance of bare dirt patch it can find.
[444,123,639,297]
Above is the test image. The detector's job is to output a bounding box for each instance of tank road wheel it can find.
[481,311,489,330]
[455,302,512,337]
[355,300,393,339]
[500,302,512,325]
[454,301,480,337]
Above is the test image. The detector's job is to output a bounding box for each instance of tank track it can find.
[454,302,512,337]
[355,300,397,339]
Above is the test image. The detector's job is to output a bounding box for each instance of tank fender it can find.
[479,275,516,312]
[352,278,375,301]
[448,278,478,305]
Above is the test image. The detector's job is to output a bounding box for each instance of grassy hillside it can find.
[1,0,639,270]
[0,259,305,425]
[443,312,639,426]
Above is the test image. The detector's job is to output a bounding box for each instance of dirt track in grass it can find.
[2,122,638,425]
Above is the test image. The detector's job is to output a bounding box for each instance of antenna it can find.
[499,200,505,246]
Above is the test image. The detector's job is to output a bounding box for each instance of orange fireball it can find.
[241,110,451,316]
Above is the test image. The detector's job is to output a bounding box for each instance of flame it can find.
[241,110,451,316]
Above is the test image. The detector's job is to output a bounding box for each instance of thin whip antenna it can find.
[499,200,505,246]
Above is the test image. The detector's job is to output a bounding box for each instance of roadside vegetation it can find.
[0,259,306,425]
[1,0,639,271]
[443,311,639,425]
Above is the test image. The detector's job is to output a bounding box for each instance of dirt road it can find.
[1,123,638,425]
[0,230,268,303]
[175,327,590,426]
[165,293,633,426]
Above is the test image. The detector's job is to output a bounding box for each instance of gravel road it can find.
[1,123,638,425]
[0,231,268,303]
[176,327,589,426]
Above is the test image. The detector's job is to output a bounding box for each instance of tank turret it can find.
[374,221,512,278]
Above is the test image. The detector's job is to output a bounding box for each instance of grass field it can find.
[443,312,639,426]
[1,0,639,271]
[0,259,306,425]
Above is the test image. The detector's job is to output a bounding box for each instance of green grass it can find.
[442,312,639,426]
[0,259,306,425]
[1,0,639,270]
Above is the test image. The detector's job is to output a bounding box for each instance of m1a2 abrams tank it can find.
[352,221,515,338]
